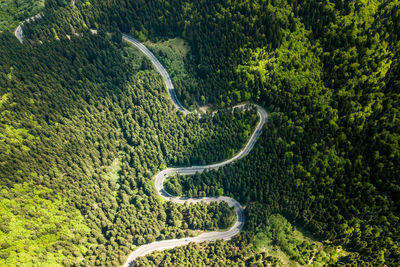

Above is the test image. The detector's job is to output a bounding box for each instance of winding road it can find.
[14,18,268,267]
[14,14,42,43]
[122,36,268,266]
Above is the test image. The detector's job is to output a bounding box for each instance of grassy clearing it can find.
[157,38,190,57]
[254,214,347,266]
[105,157,121,183]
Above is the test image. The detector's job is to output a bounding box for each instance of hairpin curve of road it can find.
[14,20,268,267]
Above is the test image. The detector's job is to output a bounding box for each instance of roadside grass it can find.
[144,38,201,110]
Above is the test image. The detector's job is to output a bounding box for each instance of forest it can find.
[0,30,248,265]
[1,0,399,266]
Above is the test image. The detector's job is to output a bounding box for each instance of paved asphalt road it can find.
[123,35,268,266]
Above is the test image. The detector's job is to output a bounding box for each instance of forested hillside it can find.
[1,0,399,266]
[0,29,252,265]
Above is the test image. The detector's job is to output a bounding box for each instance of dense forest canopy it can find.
[1,0,399,266]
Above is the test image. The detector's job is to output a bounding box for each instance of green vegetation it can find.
[0,182,90,266]
[0,0,44,31]
[1,0,399,266]
[104,157,121,183]
[145,38,202,110]
[253,214,346,266]
[164,175,183,196]
[149,38,189,57]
